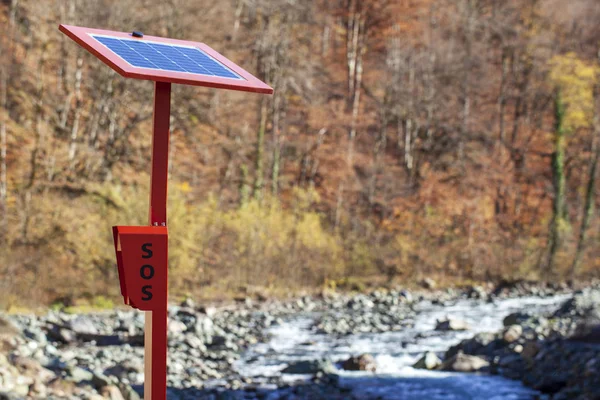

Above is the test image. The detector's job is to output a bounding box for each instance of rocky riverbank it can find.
[435,287,600,400]
[0,281,597,399]
[0,298,295,399]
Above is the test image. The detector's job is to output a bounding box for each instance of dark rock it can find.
[281,359,335,375]
[435,317,470,331]
[570,323,600,343]
[181,298,195,308]
[534,377,568,394]
[92,371,112,389]
[439,352,489,372]
[341,354,376,372]
[105,359,144,380]
[421,278,437,290]
[467,286,488,300]
[503,312,531,327]
[210,335,227,347]
[23,328,46,345]
[399,290,413,302]
[497,354,522,368]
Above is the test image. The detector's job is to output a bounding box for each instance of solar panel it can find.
[59,25,272,93]
[92,35,242,80]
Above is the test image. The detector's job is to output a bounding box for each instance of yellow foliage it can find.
[549,53,598,131]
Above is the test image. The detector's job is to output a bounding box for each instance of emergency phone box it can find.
[112,226,168,311]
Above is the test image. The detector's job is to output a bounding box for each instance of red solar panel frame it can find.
[59,24,273,94]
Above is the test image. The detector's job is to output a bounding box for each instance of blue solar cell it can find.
[92,35,242,80]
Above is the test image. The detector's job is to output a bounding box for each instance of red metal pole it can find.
[145,80,171,400]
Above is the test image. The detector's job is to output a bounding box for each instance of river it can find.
[233,294,570,399]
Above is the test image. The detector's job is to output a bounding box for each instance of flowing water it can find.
[234,294,570,399]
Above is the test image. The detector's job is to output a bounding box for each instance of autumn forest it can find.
[0,0,599,307]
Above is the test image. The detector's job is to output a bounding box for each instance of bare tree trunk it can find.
[424,5,437,145]
[270,82,285,196]
[68,57,83,169]
[346,0,358,108]
[498,49,509,143]
[345,2,365,167]
[271,129,280,197]
[239,164,250,206]
[58,0,75,131]
[334,182,344,230]
[348,44,363,166]
[232,0,244,41]
[0,67,7,234]
[1,0,19,234]
[544,91,567,276]
[459,0,476,166]
[369,108,388,205]
[404,59,415,172]
[101,106,118,181]
[253,97,267,200]
[425,52,436,145]
[21,42,47,242]
[271,137,281,196]
[570,111,599,276]
[321,18,331,56]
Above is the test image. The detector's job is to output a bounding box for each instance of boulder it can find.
[571,323,600,343]
[47,326,77,344]
[104,359,144,381]
[281,359,335,375]
[0,317,21,337]
[184,335,207,351]
[11,356,54,383]
[439,352,489,372]
[194,315,214,343]
[100,385,126,400]
[445,332,502,359]
[503,312,531,327]
[555,289,600,319]
[209,335,227,347]
[168,320,187,336]
[341,354,377,372]
[413,352,442,370]
[399,290,413,303]
[521,341,540,362]
[67,366,94,383]
[503,325,523,343]
[180,298,195,309]
[421,278,437,290]
[498,354,522,368]
[198,305,217,318]
[91,371,112,390]
[467,286,487,300]
[28,380,47,398]
[68,316,99,335]
[118,383,141,400]
[435,317,471,331]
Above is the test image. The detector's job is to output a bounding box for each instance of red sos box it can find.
[112,226,168,311]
